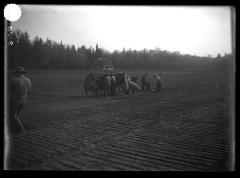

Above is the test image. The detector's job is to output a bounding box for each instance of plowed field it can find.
[6,69,234,171]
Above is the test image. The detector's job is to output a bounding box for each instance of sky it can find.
[12,5,233,57]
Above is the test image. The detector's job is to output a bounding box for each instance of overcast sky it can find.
[12,5,232,57]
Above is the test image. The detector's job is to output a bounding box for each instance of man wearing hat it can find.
[8,66,32,134]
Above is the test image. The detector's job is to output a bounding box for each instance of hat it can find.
[14,66,26,74]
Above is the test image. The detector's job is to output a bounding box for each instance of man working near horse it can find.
[141,73,151,92]
[153,74,162,92]
[141,73,147,91]
[110,73,117,96]
[8,66,32,134]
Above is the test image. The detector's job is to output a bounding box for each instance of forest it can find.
[8,30,234,70]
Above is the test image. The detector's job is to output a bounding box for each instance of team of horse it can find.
[83,72,140,97]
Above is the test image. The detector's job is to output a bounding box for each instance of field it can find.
[6,69,234,171]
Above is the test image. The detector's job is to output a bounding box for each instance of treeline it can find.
[8,30,234,70]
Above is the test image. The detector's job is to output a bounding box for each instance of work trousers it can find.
[8,99,25,134]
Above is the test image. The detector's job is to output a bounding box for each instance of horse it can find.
[83,72,97,96]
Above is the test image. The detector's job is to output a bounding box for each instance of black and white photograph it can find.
[4,4,235,171]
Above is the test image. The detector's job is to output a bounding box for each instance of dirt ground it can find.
[5,69,235,171]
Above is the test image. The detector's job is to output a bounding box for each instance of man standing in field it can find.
[153,74,162,92]
[8,66,32,134]
[110,73,117,96]
[141,73,148,91]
